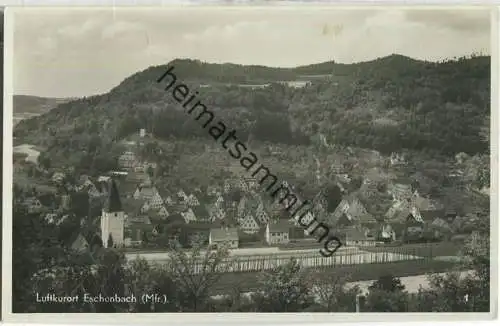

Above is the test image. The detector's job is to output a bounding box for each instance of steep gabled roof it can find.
[268,220,291,233]
[103,179,122,213]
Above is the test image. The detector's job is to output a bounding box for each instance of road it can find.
[210,270,475,300]
[345,270,474,294]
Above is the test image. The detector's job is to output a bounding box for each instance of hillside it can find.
[13,54,490,173]
[13,95,74,114]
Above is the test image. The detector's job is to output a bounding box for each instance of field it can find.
[209,258,461,295]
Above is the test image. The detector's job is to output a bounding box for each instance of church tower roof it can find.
[103,179,123,213]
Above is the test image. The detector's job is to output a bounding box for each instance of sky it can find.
[12,6,491,98]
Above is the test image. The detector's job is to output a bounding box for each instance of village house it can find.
[126,214,152,226]
[444,210,459,225]
[344,228,376,247]
[66,230,103,253]
[97,175,111,183]
[69,233,89,252]
[215,194,224,207]
[181,222,214,247]
[126,171,150,185]
[238,179,249,192]
[378,224,397,242]
[401,208,426,240]
[209,227,239,249]
[45,213,70,226]
[192,205,211,223]
[207,185,219,196]
[328,195,376,227]
[87,182,104,199]
[385,200,409,221]
[207,204,226,221]
[420,209,448,239]
[133,184,159,201]
[164,195,174,205]
[237,197,248,217]
[124,214,158,247]
[181,208,197,224]
[224,180,235,193]
[59,193,71,211]
[118,151,138,169]
[44,213,59,224]
[140,201,152,214]
[255,205,270,225]
[51,172,66,184]
[266,220,291,245]
[412,193,439,211]
[171,201,188,214]
[95,181,110,197]
[177,190,188,200]
[148,191,165,209]
[292,210,315,227]
[388,182,413,201]
[420,209,445,224]
[143,161,157,172]
[157,205,169,218]
[429,217,453,237]
[330,161,346,174]
[390,152,407,166]
[23,197,45,214]
[186,194,200,207]
[124,223,156,247]
[238,214,261,234]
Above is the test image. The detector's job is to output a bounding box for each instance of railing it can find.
[129,246,425,274]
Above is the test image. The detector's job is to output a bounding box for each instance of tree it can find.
[165,239,232,311]
[123,258,179,312]
[364,288,409,312]
[414,228,490,312]
[146,165,154,178]
[325,184,343,212]
[13,204,65,312]
[368,274,406,292]
[256,258,313,312]
[13,201,124,313]
[414,271,470,312]
[309,274,361,312]
[364,275,409,312]
[38,152,51,170]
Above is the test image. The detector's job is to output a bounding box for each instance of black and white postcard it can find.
[1,3,496,324]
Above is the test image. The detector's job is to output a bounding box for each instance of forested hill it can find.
[14,95,74,114]
[14,54,490,167]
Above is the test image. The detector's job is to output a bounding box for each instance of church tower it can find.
[101,179,125,248]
